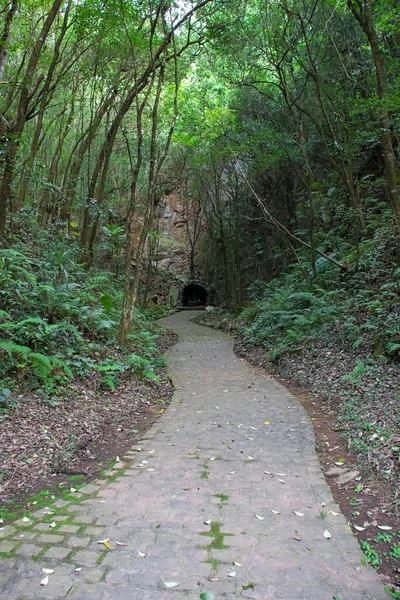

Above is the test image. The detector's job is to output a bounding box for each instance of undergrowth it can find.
[0,224,168,412]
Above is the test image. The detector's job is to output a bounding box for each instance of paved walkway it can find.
[0,311,388,599]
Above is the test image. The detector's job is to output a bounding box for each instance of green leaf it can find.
[200,593,215,600]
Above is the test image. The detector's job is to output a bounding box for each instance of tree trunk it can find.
[0,0,63,240]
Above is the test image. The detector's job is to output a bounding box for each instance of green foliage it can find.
[239,233,399,363]
[361,541,382,569]
[0,231,164,401]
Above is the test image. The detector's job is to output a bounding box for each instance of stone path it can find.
[0,311,388,599]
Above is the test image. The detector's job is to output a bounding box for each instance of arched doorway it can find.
[181,281,208,307]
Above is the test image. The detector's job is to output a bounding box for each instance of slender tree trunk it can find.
[0,0,63,240]
[348,0,400,220]
[0,0,18,81]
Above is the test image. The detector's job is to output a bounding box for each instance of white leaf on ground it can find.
[98,500,107,503]
[233,562,241,566]
[164,582,179,588]
[278,479,285,484]
[328,511,340,516]
[75,567,82,572]
[255,514,265,520]
[323,529,332,539]
[249,426,257,430]
[271,509,281,515]
[116,542,128,547]
[70,487,77,493]
[227,571,236,577]
[354,525,365,532]
[40,576,49,586]
[49,522,56,528]
[377,525,392,530]
[321,502,326,507]
[22,517,30,523]
[116,456,120,462]
[223,389,229,392]
[294,511,304,517]
[41,568,54,574]
[275,473,286,476]
[247,437,254,441]
[264,471,272,475]
[228,471,236,475]
[335,462,344,466]
[248,456,255,460]
[137,550,146,557]
[204,519,212,525]
[97,538,110,544]
[148,450,155,454]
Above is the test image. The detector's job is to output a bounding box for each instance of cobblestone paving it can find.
[0,311,388,599]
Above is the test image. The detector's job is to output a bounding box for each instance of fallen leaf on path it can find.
[148,450,155,454]
[75,567,81,572]
[278,479,285,484]
[228,471,236,475]
[207,577,219,583]
[41,568,54,574]
[116,542,128,547]
[70,487,77,493]
[209,457,216,461]
[293,536,302,541]
[49,522,56,528]
[227,571,236,577]
[22,517,30,523]
[249,426,257,430]
[233,561,241,566]
[354,525,365,532]
[271,509,281,515]
[137,550,146,557]
[255,514,265,520]
[294,511,304,517]
[323,529,332,539]
[116,456,120,462]
[328,511,340,516]
[40,576,49,586]
[97,538,110,544]
[247,456,255,460]
[377,525,392,530]
[183,488,191,491]
[164,582,179,588]
[264,421,270,425]
[204,519,212,525]
[98,500,107,503]
[103,541,112,549]
[275,472,286,476]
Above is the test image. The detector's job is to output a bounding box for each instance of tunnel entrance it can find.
[181,282,208,307]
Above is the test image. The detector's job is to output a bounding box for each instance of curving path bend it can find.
[0,311,388,599]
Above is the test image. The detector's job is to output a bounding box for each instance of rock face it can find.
[139,193,209,307]
[154,193,192,273]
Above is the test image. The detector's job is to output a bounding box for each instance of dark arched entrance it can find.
[181,282,208,307]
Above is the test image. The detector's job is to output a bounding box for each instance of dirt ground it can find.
[0,331,178,514]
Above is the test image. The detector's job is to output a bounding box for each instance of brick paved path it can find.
[0,311,388,599]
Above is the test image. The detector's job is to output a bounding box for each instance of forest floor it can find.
[0,331,178,517]
[195,312,400,595]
